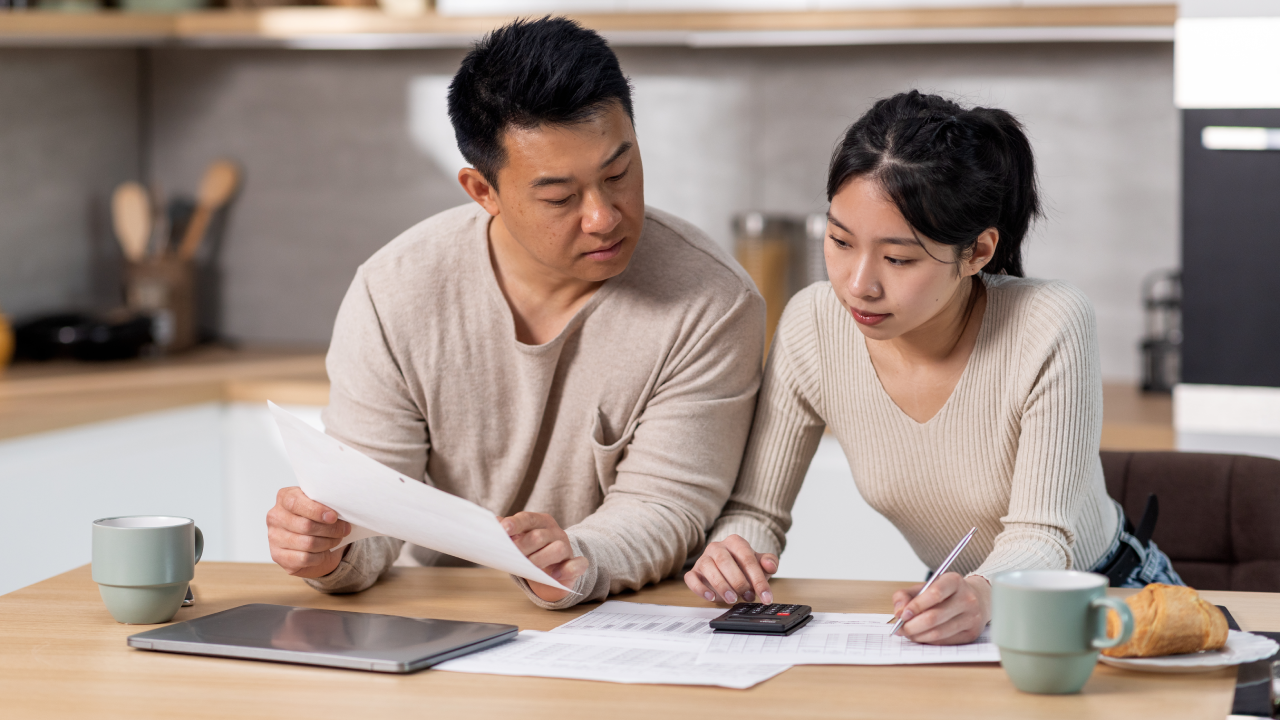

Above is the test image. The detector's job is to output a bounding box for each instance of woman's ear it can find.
[965,228,999,276]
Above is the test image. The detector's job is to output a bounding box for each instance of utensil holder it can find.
[125,257,196,353]
[734,213,816,356]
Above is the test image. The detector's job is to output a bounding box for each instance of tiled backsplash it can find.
[0,40,1176,381]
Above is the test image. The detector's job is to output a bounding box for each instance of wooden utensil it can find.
[111,182,152,263]
[177,160,240,261]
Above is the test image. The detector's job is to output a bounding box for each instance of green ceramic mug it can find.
[92,516,203,625]
[992,569,1134,694]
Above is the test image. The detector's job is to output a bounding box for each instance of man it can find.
[265,17,764,608]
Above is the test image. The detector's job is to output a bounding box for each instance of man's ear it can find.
[458,167,501,217]
[965,228,998,276]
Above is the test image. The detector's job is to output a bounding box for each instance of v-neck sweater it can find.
[307,203,765,608]
[710,274,1119,579]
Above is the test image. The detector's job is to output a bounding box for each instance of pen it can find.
[889,526,977,636]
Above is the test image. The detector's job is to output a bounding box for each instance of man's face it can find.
[487,102,645,284]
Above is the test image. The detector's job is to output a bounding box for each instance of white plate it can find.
[1099,630,1278,673]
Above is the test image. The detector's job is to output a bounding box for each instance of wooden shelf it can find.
[0,4,1176,47]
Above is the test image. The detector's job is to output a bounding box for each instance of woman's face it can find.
[824,177,989,342]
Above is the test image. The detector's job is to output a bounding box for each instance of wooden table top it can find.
[2,562,1265,719]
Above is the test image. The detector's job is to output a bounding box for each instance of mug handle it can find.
[1090,596,1133,649]
[193,526,204,565]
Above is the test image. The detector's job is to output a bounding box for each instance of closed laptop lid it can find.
[127,603,517,673]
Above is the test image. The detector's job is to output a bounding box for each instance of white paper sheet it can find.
[269,402,572,592]
[549,601,723,643]
[434,630,790,689]
[697,625,1001,666]
[551,602,901,644]
[808,611,898,629]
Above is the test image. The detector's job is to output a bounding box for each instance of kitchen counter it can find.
[0,347,1174,449]
[0,346,327,442]
[1100,383,1174,451]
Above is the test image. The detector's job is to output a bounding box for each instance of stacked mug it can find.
[92,516,202,624]
[992,569,1134,694]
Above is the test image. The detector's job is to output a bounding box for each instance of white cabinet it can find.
[223,403,323,564]
[0,405,223,598]
[775,436,927,582]
[0,402,320,597]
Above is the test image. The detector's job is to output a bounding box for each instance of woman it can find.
[687,91,1182,645]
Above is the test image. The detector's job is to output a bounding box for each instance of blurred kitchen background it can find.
[2,1,1276,595]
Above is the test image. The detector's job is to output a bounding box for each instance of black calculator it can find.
[709,603,813,635]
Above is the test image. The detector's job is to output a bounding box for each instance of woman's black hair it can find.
[826,90,1041,277]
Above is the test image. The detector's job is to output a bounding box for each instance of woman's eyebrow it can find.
[876,237,919,247]
[826,211,852,235]
[826,212,917,246]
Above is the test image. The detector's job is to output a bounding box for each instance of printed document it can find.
[552,602,900,643]
[269,402,571,592]
[550,601,722,643]
[435,631,790,689]
[697,625,1001,665]
[554,602,998,666]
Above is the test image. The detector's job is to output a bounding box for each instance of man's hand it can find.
[267,486,352,579]
[891,573,991,645]
[499,512,588,603]
[684,534,779,605]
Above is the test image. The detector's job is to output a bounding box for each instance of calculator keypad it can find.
[710,603,813,635]
[730,604,800,616]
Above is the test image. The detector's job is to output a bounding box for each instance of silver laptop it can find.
[127,603,517,673]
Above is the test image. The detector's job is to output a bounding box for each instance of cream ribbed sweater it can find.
[710,274,1119,579]
[307,203,764,608]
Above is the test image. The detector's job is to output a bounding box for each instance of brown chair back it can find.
[1101,451,1280,592]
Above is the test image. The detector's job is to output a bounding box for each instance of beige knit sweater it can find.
[710,275,1119,579]
[307,203,765,608]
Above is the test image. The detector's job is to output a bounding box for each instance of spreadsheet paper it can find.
[696,626,1001,665]
[434,631,790,689]
[550,601,999,667]
[549,601,722,643]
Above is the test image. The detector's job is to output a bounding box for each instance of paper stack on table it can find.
[269,402,571,592]
[549,600,722,642]
[435,601,1000,689]
[436,631,790,690]
[438,602,790,689]
[697,624,1000,666]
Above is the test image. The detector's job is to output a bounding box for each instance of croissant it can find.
[1102,583,1229,658]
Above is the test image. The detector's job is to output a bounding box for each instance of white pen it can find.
[889,526,977,636]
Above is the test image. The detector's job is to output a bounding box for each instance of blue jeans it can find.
[1088,501,1185,588]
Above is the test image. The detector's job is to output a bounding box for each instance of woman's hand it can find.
[685,534,779,604]
[891,573,991,645]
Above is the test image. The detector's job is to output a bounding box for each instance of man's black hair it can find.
[448,16,634,188]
